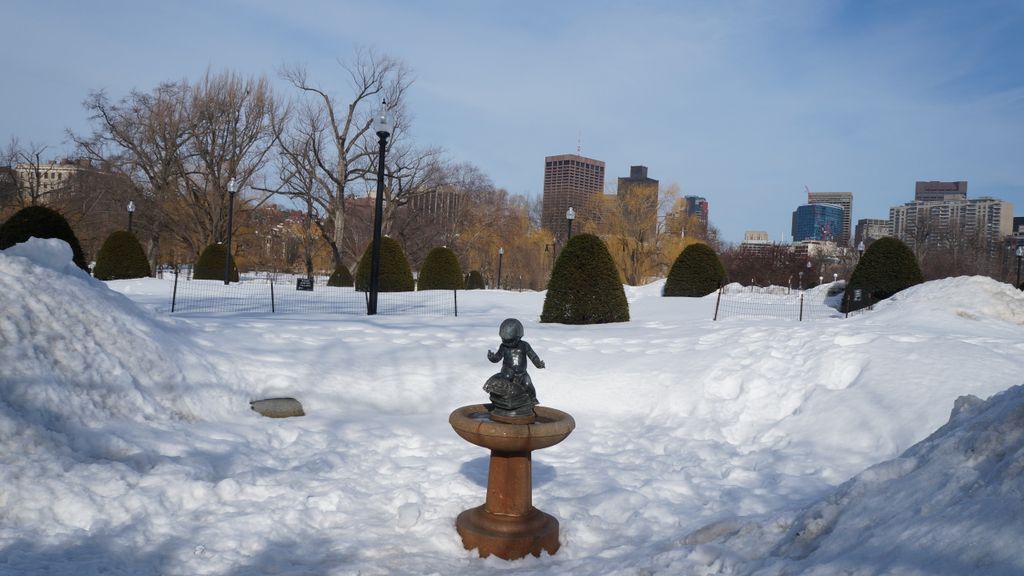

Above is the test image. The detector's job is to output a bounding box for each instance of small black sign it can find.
[296,278,314,291]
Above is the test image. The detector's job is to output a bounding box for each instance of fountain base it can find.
[456,505,560,559]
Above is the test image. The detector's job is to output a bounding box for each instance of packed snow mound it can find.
[685,385,1024,575]
[0,239,237,434]
[868,276,1024,324]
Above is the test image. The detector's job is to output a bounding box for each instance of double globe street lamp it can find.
[566,206,576,241]
[368,102,392,315]
[127,200,135,233]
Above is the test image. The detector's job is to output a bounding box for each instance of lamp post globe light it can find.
[223,178,237,285]
[497,247,504,290]
[368,101,392,315]
[127,200,135,233]
[566,206,576,241]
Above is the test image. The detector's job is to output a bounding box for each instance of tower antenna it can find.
[577,131,582,156]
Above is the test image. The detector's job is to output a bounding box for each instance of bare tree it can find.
[177,70,285,253]
[279,47,413,269]
[74,82,193,267]
[4,139,59,207]
[275,108,330,277]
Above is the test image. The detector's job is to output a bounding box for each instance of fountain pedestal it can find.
[449,404,575,560]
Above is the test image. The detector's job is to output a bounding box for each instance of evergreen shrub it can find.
[0,205,89,271]
[466,270,485,290]
[194,243,239,282]
[327,265,354,287]
[93,230,151,280]
[417,246,464,290]
[541,233,629,324]
[663,243,727,297]
[355,236,414,292]
[844,236,923,312]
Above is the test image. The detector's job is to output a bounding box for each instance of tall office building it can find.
[807,191,853,246]
[616,165,658,241]
[792,203,844,242]
[542,154,605,238]
[683,195,709,230]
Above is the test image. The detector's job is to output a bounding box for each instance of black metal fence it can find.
[713,284,844,321]
[168,273,457,316]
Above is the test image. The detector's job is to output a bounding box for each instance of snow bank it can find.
[869,275,1024,325]
[683,385,1024,575]
[0,238,244,430]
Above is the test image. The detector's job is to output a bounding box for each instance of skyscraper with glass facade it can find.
[792,203,844,242]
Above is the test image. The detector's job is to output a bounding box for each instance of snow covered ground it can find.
[2,238,1023,575]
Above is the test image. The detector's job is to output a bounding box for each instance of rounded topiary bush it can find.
[327,264,354,287]
[417,246,464,290]
[845,236,923,312]
[355,236,414,292]
[466,270,485,290]
[541,233,629,324]
[93,230,151,280]
[0,205,88,271]
[193,243,239,282]
[663,243,727,297]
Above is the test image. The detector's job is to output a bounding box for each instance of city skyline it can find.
[3,0,1022,244]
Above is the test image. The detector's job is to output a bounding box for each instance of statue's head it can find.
[499,318,524,345]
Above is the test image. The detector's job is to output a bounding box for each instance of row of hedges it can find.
[0,208,963,315]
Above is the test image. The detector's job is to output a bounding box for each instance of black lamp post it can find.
[368,101,391,315]
[566,206,575,241]
[1016,245,1023,287]
[223,177,237,285]
[497,247,504,290]
[127,200,135,233]
[857,240,865,259]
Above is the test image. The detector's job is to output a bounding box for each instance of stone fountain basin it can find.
[449,404,575,452]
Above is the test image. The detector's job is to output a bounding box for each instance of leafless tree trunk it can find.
[279,47,412,269]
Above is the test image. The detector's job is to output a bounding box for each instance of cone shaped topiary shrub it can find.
[541,233,629,324]
[0,205,88,271]
[193,243,239,282]
[93,230,151,280]
[663,243,727,297]
[417,246,464,290]
[466,270,485,290]
[327,264,354,287]
[844,236,923,312]
[355,236,414,292]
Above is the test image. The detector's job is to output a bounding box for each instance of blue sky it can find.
[4,0,1022,244]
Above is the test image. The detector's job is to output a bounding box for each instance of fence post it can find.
[270,279,276,314]
[171,266,179,313]
[799,292,804,322]
[713,285,722,321]
[454,289,458,317]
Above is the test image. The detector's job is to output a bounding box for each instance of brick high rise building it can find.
[542,154,604,239]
